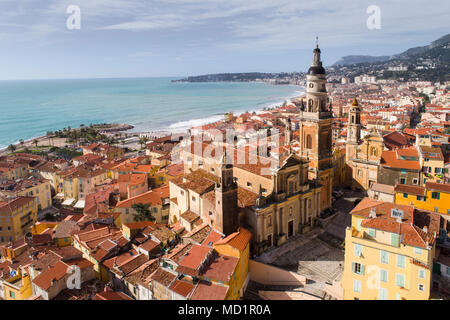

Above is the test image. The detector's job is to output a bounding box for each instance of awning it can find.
[61,198,75,206]
[74,200,85,209]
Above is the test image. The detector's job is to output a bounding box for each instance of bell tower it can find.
[346,98,361,163]
[215,152,238,235]
[299,38,333,212]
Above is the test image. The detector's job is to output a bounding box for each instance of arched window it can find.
[306,135,312,149]
[308,99,313,112]
[371,147,378,157]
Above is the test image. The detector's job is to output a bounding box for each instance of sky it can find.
[0,0,448,80]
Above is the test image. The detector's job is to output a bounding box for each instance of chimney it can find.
[423,226,428,233]
[396,216,402,224]
[369,208,377,219]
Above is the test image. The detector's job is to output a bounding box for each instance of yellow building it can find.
[342,198,440,300]
[0,196,37,245]
[0,160,29,181]
[394,182,450,215]
[213,228,252,299]
[0,240,34,300]
[419,146,445,184]
[0,176,52,211]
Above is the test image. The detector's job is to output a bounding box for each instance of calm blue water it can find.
[0,77,302,148]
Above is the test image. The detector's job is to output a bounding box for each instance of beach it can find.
[0,77,304,152]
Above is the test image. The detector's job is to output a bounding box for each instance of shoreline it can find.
[0,87,304,155]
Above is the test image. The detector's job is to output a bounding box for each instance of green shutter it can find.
[352,262,355,273]
[360,264,365,275]
[391,234,399,247]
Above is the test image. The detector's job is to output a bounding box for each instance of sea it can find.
[0,77,303,149]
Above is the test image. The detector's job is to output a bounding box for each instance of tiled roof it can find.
[201,254,238,283]
[214,227,252,252]
[93,291,133,300]
[189,280,228,300]
[170,280,195,297]
[395,184,426,196]
[177,244,212,275]
[150,267,177,287]
[425,182,450,193]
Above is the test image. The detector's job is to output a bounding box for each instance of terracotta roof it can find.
[425,182,450,193]
[370,183,395,194]
[170,280,195,297]
[177,244,212,275]
[202,254,238,283]
[150,267,177,287]
[181,210,201,224]
[189,280,228,300]
[116,186,169,208]
[380,149,420,170]
[93,291,133,300]
[352,198,440,249]
[32,258,93,291]
[214,227,252,252]
[395,184,426,196]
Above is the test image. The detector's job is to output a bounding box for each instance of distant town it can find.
[0,38,449,302]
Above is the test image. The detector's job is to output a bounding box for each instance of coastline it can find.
[0,84,304,155]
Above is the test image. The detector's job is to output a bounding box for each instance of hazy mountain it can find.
[333,34,450,66]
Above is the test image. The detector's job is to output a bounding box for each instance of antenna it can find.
[316,36,319,48]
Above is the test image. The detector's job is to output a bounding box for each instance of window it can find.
[368,228,376,237]
[353,280,361,293]
[414,247,422,255]
[354,244,362,257]
[400,178,406,184]
[356,219,361,232]
[180,190,184,196]
[446,267,450,276]
[352,262,364,275]
[431,192,440,200]
[401,169,406,174]
[391,233,399,246]
[191,196,196,202]
[418,284,425,292]
[378,288,388,300]
[397,255,405,268]
[403,193,408,198]
[247,182,252,187]
[267,215,272,227]
[9,291,15,299]
[396,274,405,287]
[412,178,418,185]
[380,269,388,283]
[306,135,312,149]
[380,250,389,264]
[419,269,425,279]
[435,167,441,174]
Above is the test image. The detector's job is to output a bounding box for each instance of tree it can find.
[8,144,16,153]
[19,139,24,147]
[138,137,149,150]
[132,203,155,222]
[33,139,39,149]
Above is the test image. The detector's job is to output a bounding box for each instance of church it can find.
[170,42,334,256]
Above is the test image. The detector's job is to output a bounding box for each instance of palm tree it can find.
[8,144,16,153]
[138,137,149,150]
[131,203,155,222]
